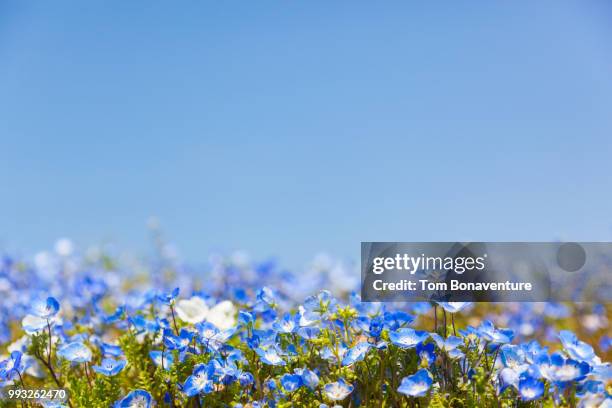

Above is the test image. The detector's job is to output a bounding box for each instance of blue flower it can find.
[183,363,215,396]
[149,350,174,370]
[157,287,180,305]
[0,351,25,381]
[477,320,513,344]
[255,346,285,366]
[280,373,302,392]
[57,342,92,363]
[436,302,472,314]
[92,358,126,376]
[430,334,463,355]
[342,341,371,366]
[558,330,595,362]
[550,354,590,383]
[273,313,298,334]
[383,311,414,331]
[389,328,429,349]
[398,369,433,397]
[100,342,124,358]
[323,378,354,401]
[164,328,194,351]
[238,372,254,386]
[416,342,436,367]
[294,367,319,389]
[30,296,60,319]
[518,377,544,401]
[115,389,153,408]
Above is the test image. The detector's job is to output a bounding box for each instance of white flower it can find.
[206,300,236,330]
[175,296,209,324]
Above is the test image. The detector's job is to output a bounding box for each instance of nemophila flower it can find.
[238,310,255,326]
[183,363,215,396]
[273,312,299,334]
[163,328,194,351]
[397,369,433,397]
[342,341,371,366]
[499,367,520,392]
[320,344,347,364]
[436,302,472,314]
[99,305,124,325]
[195,322,232,352]
[389,328,429,349]
[297,326,320,340]
[115,389,153,408]
[518,377,544,401]
[238,371,255,386]
[550,354,591,383]
[92,358,126,376]
[0,351,25,381]
[30,296,60,319]
[157,287,179,305]
[478,320,514,344]
[416,342,435,367]
[430,333,463,358]
[21,314,51,334]
[57,342,92,363]
[300,290,337,326]
[212,359,239,384]
[255,346,285,366]
[149,350,174,370]
[101,342,124,357]
[295,367,319,389]
[175,296,209,324]
[128,315,160,335]
[559,330,596,362]
[383,310,414,331]
[280,373,302,392]
[323,378,354,401]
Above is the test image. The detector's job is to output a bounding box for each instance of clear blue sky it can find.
[1,2,612,266]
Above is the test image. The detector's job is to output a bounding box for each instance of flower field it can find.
[0,241,610,407]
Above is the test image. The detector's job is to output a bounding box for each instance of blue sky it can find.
[1,2,612,267]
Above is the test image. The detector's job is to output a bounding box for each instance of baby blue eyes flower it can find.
[478,320,514,344]
[115,389,153,408]
[92,358,126,376]
[430,333,463,353]
[416,342,435,367]
[183,363,215,397]
[550,354,591,383]
[100,342,124,358]
[57,342,92,363]
[273,313,298,334]
[149,351,175,370]
[280,373,302,392]
[436,302,472,314]
[559,330,596,362]
[157,287,180,305]
[294,368,319,389]
[238,372,255,386]
[518,377,544,401]
[163,328,194,351]
[30,296,60,319]
[323,378,354,401]
[389,328,429,349]
[342,341,371,366]
[255,347,285,366]
[0,351,25,380]
[397,369,433,397]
